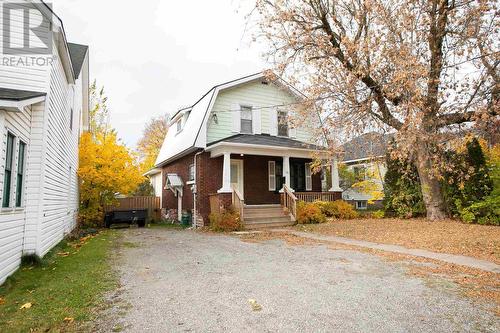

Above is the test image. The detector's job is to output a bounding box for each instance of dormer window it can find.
[176,119,182,133]
[278,110,289,137]
[240,106,253,134]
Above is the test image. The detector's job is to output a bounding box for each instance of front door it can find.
[230,160,244,198]
[290,162,306,191]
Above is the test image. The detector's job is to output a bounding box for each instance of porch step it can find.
[243,205,294,230]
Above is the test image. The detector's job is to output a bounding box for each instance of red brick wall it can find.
[195,152,223,223]
[161,152,197,213]
[242,155,282,205]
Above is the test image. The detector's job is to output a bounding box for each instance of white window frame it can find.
[268,161,276,191]
[176,119,182,133]
[305,163,312,191]
[277,110,289,137]
[240,105,253,134]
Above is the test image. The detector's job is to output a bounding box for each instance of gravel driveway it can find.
[99,228,499,333]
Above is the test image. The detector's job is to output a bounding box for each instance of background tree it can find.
[78,82,143,226]
[256,0,499,219]
[137,115,169,173]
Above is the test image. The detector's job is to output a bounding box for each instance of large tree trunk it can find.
[415,142,448,220]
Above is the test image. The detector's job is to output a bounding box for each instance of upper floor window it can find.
[3,133,15,208]
[278,110,289,137]
[16,141,26,207]
[240,106,253,134]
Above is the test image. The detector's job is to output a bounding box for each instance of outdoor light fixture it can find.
[212,113,218,124]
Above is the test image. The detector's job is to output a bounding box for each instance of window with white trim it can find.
[356,201,368,209]
[176,119,182,133]
[268,161,276,191]
[277,110,289,137]
[188,164,195,182]
[2,133,15,208]
[15,141,26,207]
[240,106,253,134]
[305,163,312,191]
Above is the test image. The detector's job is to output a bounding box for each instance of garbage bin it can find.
[181,211,192,227]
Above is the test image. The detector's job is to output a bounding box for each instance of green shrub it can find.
[209,206,243,232]
[316,200,359,219]
[296,201,326,224]
[371,210,385,219]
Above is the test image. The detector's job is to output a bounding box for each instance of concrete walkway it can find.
[278,230,500,273]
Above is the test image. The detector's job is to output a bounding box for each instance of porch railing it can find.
[232,187,245,222]
[282,185,297,221]
[295,192,339,202]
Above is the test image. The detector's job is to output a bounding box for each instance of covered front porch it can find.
[205,135,342,226]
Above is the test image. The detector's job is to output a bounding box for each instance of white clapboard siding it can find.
[39,41,79,256]
[207,79,315,143]
[0,0,51,92]
[0,103,32,284]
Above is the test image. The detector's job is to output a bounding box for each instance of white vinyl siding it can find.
[207,80,314,143]
[0,0,50,92]
[0,15,85,283]
[268,161,276,191]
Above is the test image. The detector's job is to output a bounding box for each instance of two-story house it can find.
[155,73,342,228]
[0,1,89,284]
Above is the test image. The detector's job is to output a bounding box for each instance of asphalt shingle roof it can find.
[0,88,46,101]
[68,43,88,79]
[208,134,324,150]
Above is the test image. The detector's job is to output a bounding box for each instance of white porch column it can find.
[218,152,232,193]
[283,156,291,190]
[329,158,342,192]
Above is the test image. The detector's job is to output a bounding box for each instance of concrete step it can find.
[243,211,287,218]
[244,216,292,224]
[245,221,295,230]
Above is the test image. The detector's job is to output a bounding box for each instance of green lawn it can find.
[0,230,120,332]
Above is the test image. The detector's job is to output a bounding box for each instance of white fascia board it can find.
[206,142,329,159]
[0,96,46,112]
[343,156,385,164]
[143,168,161,177]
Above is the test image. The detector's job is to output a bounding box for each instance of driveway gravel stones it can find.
[98,228,499,333]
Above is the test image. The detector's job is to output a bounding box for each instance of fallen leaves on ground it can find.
[298,218,500,264]
[63,317,74,323]
[238,231,322,246]
[57,252,70,257]
[248,299,262,311]
[0,297,4,305]
[20,302,32,309]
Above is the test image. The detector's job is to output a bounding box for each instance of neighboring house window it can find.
[188,164,195,182]
[278,110,289,137]
[356,201,367,210]
[240,106,253,134]
[268,161,276,191]
[3,133,15,208]
[70,108,74,130]
[176,119,182,133]
[15,141,26,207]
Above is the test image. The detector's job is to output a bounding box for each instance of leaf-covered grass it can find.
[0,230,120,332]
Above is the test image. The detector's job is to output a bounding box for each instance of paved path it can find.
[98,228,499,333]
[282,230,500,273]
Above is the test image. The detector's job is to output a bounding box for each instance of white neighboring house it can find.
[144,168,162,205]
[0,1,89,284]
[341,132,391,209]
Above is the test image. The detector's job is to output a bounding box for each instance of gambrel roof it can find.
[155,72,308,167]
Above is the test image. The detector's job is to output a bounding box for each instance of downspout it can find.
[192,150,204,228]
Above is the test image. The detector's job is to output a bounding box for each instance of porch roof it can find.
[0,88,46,112]
[208,134,325,150]
[206,134,328,159]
